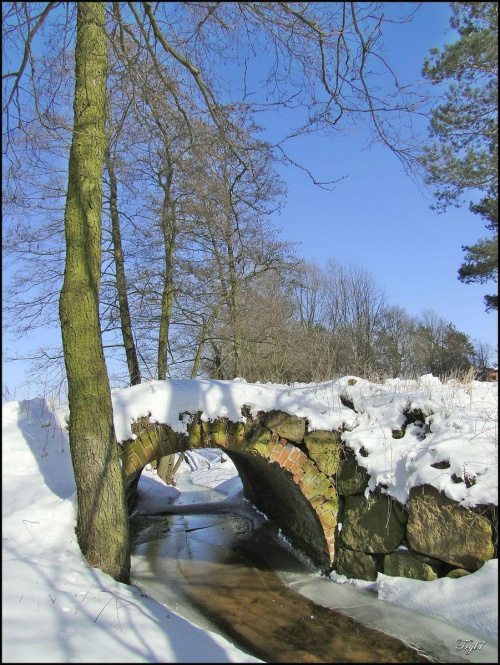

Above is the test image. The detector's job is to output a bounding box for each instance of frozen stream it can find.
[130,471,497,663]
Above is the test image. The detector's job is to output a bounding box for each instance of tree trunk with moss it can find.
[59,2,130,584]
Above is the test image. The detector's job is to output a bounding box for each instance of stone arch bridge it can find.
[119,409,342,571]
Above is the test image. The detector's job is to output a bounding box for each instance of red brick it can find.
[301,475,322,497]
[289,447,304,464]
[289,460,302,475]
[301,459,315,474]
[293,468,305,483]
[305,476,330,501]
[299,466,318,489]
[323,486,337,501]
[130,452,142,471]
[316,501,329,514]
[283,445,298,469]
[317,499,338,515]
[278,446,292,465]
[279,437,288,446]
[270,445,284,463]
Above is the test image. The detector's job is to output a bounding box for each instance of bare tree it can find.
[473,339,495,379]
[2,0,431,581]
[375,305,417,377]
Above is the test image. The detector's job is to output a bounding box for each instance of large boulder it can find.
[304,430,341,476]
[336,547,379,581]
[406,485,494,570]
[262,410,306,443]
[336,455,370,495]
[340,494,405,553]
[383,551,440,581]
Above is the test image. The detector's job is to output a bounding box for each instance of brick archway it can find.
[119,413,339,571]
[221,438,338,569]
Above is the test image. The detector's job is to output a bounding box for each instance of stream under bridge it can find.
[119,409,341,571]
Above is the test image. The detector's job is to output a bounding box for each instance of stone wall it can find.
[334,451,496,581]
[120,407,497,580]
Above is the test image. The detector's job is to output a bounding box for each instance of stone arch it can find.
[221,440,338,570]
[119,412,339,571]
[119,417,188,510]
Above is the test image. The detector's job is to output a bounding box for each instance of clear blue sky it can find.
[261,2,498,356]
[2,2,498,399]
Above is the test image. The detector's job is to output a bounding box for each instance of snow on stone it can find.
[110,375,497,508]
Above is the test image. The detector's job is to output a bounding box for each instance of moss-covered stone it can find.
[319,497,339,514]
[392,501,408,524]
[384,551,439,580]
[187,415,203,447]
[201,419,231,446]
[304,430,341,476]
[341,494,405,553]
[407,485,494,570]
[245,425,272,447]
[413,552,443,566]
[336,547,379,581]
[228,420,246,445]
[249,441,270,456]
[262,410,306,443]
[337,456,370,495]
[446,568,471,578]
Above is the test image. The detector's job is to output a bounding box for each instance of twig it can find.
[94,596,113,623]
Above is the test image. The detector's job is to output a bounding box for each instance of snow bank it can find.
[377,559,498,643]
[2,398,261,663]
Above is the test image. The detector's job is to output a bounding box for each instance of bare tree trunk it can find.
[190,335,205,379]
[226,220,242,377]
[190,310,218,378]
[157,164,176,381]
[105,148,141,386]
[59,2,130,584]
[157,452,185,485]
[211,340,226,380]
[155,157,177,479]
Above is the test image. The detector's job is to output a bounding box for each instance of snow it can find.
[111,375,497,507]
[2,375,498,662]
[2,399,261,663]
[376,560,498,645]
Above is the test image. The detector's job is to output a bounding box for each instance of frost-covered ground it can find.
[2,376,498,663]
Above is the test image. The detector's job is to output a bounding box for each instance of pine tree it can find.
[420,2,498,310]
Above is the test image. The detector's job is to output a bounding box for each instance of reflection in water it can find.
[131,511,432,663]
